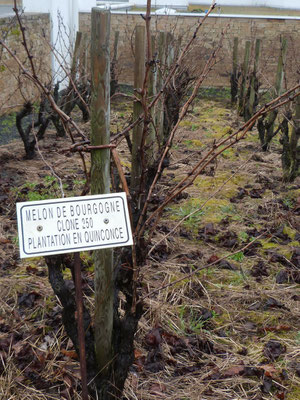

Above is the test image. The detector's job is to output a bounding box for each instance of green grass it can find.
[172,204,205,229]
[12,176,67,202]
[228,251,245,262]
[0,112,16,135]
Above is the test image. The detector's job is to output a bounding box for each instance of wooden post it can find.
[90,8,113,373]
[274,37,288,96]
[79,32,89,84]
[146,34,156,162]
[166,32,174,68]
[238,40,250,116]
[111,30,119,95]
[71,31,83,82]
[230,37,239,105]
[282,95,300,181]
[155,31,166,146]
[288,95,300,181]
[245,38,261,120]
[131,25,146,200]
[263,37,288,150]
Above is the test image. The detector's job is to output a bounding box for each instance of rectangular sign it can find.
[17,193,133,258]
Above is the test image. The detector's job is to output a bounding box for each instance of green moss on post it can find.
[90,8,113,374]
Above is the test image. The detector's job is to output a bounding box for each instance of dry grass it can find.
[0,96,300,399]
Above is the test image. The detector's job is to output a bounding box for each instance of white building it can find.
[21,0,300,13]
[20,0,300,84]
[196,1,300,8]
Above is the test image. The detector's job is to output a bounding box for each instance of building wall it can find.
[1,10,300,115]
[20,0,300,12]
[79,12,300,89]
[198,1,300,9]
[0,13,51,114]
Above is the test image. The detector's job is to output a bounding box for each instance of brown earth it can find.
[0,96,300,399]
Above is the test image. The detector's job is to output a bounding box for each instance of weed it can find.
[220,204,236,214]
[12,235,19,246]
[13,178,67,202]
[173,204,205,228]
[221,148,236,159]
[283,197,294,209]
[177,306,207,335]
[229,251,245,262]
[197,87,231,100]
[26,191,51,201]
[238,231,249,242]
[73,178,86,186]
[9,27,21,37]
[183,139,202,147]
[44,175,56,184]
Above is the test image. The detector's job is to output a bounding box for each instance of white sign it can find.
[17,193,133,258]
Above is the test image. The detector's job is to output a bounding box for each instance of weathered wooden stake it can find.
[288,96,300,180]
[259,37,288,150]
[230,37,239,105]
[166,32,174,68]
[131,25,146,199]
[245,38,261,120]
[79,32,89,84]
[274,37,288,96]
[146,34,156,161]
[238,40,251,116]
[155,31,166,145]
[71,31,83,81]
[111,30,119,95]
[90,8,113,374]
[282,95,300,181]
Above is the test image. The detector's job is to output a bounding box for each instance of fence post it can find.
[238,40,251,116]
[90,8,113,373]
[261,37,288,150]
[111,30,120,95]
[286,95,300,181]
[156,31,166,145]
[131,25,146,204]
[146,34,156,162]
[166,32,174,68]
[245,38,261,121]
[79,32,89,84]
[230,37,239,105]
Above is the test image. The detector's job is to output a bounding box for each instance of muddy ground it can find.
[0,95,299,400]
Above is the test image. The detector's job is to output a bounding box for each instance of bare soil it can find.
[0,96,300,400]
